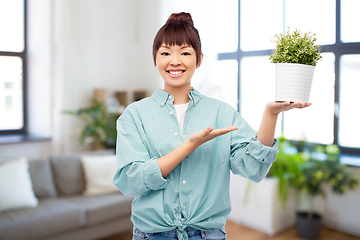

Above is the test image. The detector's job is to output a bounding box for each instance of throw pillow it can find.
[51,155,86,195]
[28,157,58,198]
[0,157,38,212]
[80,155,119,196]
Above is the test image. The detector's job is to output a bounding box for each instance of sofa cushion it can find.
[51,156,86,196]
[61,193,133,226]
[0,157,38,213]
[0,198,85,240]
[28,157,58,198]
[80,155,119,196]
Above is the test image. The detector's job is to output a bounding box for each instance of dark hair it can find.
[152,12,202,66]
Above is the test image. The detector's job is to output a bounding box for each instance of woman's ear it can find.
[196,53,204,68]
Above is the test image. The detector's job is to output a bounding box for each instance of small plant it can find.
[63,99,119,149]
[269,28,323,66]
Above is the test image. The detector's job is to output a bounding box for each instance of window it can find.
[0,0,27,134]
[218,0,360,153]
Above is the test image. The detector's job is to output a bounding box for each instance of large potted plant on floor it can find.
[63,99,120,150]
[269,28,323,103]
[287,143,358,240]
[242,137,358,239]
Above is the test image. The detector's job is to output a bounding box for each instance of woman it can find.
[113,12,310,240]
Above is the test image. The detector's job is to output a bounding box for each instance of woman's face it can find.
[156,44,201,90]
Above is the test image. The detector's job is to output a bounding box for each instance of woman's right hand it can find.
[157,126,238,178]
[188,126,238,148]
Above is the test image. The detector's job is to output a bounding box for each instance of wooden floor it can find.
[102,220,360,240]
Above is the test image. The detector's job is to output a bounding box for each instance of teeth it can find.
[169,71,183,75]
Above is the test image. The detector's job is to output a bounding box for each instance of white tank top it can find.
[174,102,189,140]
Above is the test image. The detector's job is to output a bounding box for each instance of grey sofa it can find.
[0,152,134,240]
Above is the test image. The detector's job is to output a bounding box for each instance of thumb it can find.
[205,126,213,133]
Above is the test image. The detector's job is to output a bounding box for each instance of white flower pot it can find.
[275,63,315,103]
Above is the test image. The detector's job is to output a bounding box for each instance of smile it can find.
[166,70,185,78]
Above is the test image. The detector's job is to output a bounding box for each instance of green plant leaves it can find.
[269,28,323,66]
[268,137,358,211]
[63,99,119,149]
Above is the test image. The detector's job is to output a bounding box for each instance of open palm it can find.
[266,101,312,115]
[189,126,238,147]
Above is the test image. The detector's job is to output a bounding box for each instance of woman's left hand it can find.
[266,101,312,115]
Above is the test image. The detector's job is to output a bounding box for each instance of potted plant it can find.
[239,138,358,238]
[269,28,323,102]
[294,145,358,239]
[273,139,359,240]
[63,99,120,149]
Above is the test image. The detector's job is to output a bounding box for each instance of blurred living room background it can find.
[0,0,359,240]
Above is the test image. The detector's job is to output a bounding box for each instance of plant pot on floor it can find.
[275,63,315,103]
[296,211,322,240]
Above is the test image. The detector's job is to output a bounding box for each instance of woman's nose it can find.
[170,55,181,66]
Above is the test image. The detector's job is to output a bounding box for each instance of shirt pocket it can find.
[202,135,229,169]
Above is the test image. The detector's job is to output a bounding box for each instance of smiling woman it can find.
[152,13,203,104]
[112,12,310,240]
[155,44,200,98]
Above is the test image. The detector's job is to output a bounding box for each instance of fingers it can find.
[208,126,238,137]
[277,101,311,110]
[189,126,238,146]
[288,102,312,109]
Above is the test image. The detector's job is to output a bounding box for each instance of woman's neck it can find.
[164,84,192,105]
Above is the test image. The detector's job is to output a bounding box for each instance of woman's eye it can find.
[182,52,190,56]
[161,52,170,56]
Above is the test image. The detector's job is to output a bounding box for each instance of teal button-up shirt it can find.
[113,89,278,240]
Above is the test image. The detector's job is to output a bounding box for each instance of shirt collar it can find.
[151,88,202,108]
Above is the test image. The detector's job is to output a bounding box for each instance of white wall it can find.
[51,0,164,154]
[0,0,163,158]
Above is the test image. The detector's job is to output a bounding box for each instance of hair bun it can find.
[166,12,194,26]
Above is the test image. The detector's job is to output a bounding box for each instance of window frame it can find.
[218,0,360,154]
[0,0,28,135]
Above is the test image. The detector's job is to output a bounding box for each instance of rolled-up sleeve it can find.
[143,157,168,190]
[113,111,169,196]
[230,112,278,183]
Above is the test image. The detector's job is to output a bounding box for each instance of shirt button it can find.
[168,96,172,99]
[161,102,164,106]
[183,206,186,210]
[174,133,178,136]
[185,132,188,135]
[183,180,186,184]
[170,111,173,115]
